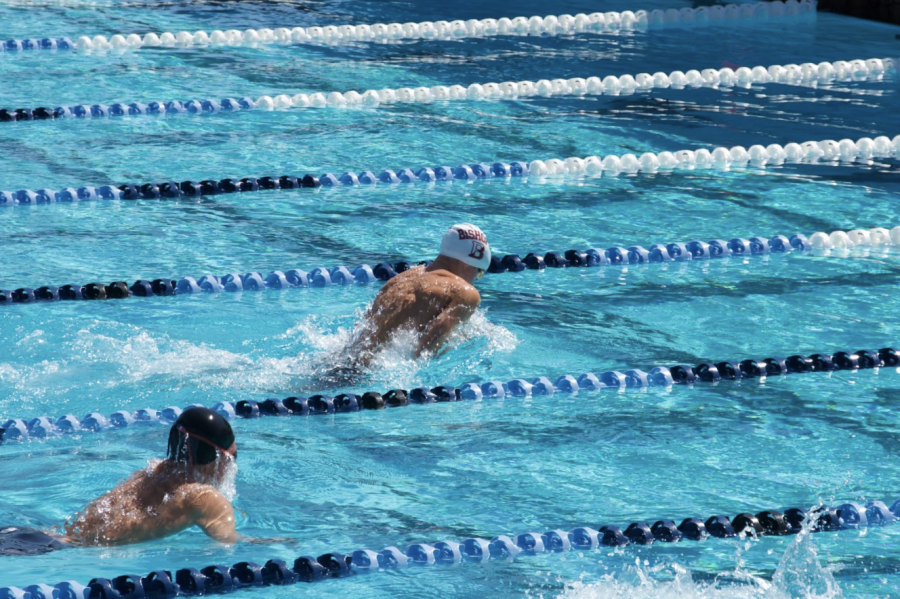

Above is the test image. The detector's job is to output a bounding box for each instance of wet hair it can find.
[166,407,235,466]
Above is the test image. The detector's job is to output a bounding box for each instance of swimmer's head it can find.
[167,407,237,469]
[438,223,491,282]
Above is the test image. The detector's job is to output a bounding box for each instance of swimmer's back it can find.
[67,461,234,545]
[379,266,477,305]
[354,266,480,361]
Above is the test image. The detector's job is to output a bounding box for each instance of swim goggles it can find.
[179,425,237,468]
[477,269,484,279]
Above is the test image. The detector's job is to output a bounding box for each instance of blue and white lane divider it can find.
[2,134,898,209]
[0,0,814,56]
[4,55,888,123]
[1,225,899,306]
[2,347,897,443]
[1,497,895,598]
[1,225,898,305]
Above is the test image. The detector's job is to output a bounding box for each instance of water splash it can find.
[276,311,359,354]
[285,307,518,391]
[455,308,519,354]
[770,528,842,599]
[560,561,768,599]
[558,529,842,599]
[0,307,517,417]
[70,328,307,393]
[213,456,239,503]
[92,330,255,379]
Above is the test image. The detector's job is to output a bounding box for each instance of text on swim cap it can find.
[468,241,486,261]
[457,228,487,243]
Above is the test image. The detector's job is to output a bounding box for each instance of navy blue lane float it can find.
[0,98,254,123]
[3,347,898,444]
[3,132,899,205]
[1,497,895,599]
[5,137,900,207]
[3,134,900,209]
[0,263,397,306]
[3,226,897,307]
[0,162,531,206]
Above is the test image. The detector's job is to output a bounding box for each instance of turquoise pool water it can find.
[2,0,900,597]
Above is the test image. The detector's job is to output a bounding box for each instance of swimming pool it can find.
[2,0,900,596]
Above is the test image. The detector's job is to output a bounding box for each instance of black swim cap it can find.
[167,407,235,466]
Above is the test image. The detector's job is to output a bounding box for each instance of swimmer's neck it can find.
[426,255,477,282]
[153,459,214,484]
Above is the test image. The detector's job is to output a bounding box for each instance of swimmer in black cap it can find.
[62,407,277,546]
[2,407,283,556]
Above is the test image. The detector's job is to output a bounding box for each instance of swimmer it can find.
[68,406,286,546]
[346,223,491,368]
[1,407,280,556]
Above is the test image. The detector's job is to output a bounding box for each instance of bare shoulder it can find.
[424,269,465,286]
[425,270,480,307]
[458,283,481,307]
[379,266,424,290]
[180,483,230,513]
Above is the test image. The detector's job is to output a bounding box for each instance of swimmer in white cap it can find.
[347,223,490,367]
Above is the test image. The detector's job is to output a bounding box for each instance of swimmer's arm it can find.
[416,287,480,356]
[192,488,240,544]
[191,488,294,545]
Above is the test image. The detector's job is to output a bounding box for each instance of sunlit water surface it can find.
[1,0,900,597]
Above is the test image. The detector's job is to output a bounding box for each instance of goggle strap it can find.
[178,426,234,467]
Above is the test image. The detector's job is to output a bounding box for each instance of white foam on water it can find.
[556,529,841,599]
[282,306,518,390]
[456,308,520,354]
[0,307,518,417]
[72,328,309,393]
[98,330,254,378]
[277,311,358,353]
[0,323,307,405]
[0,362,24,384]
[364,307,518,388]
[559,565,766,599]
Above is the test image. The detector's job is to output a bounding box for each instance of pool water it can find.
[2,0,900,597]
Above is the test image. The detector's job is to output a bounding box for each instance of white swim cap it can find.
[439,223,491,270]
